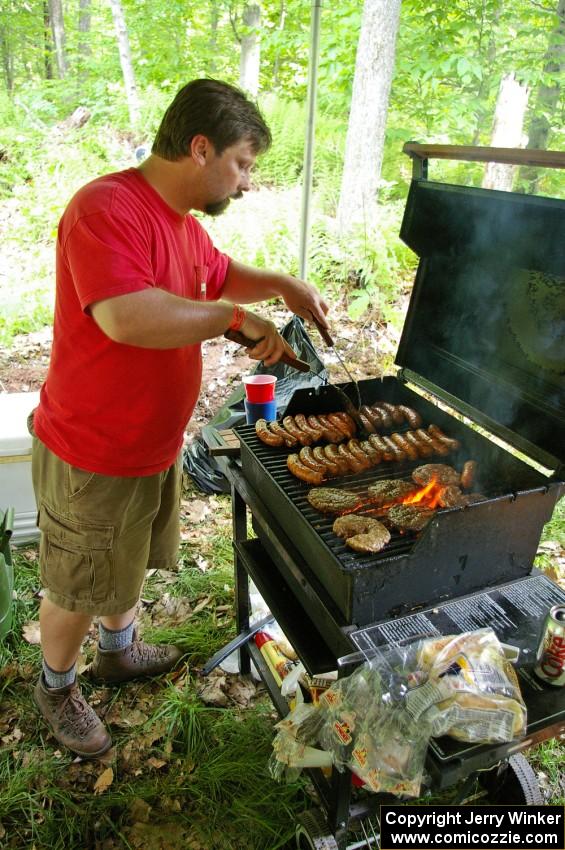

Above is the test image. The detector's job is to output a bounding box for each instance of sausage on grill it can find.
[324,444,350,475]
[317,414,344,444]
[390,432,419,461]
[372,404,393,429]
[270,421,298,447]
[360,440,382,465]
[295,413,324,442]
[368,434,395,461]
[287,454,325,484]
[327,413,353,440]
[404,430,433,458]
[359,412,377,434]
[329,412,356,437]
[347,439,372,469]
[255,419,285,447]
[382,434,406,462]
[360,406,379,431]
[337,444,366,474]
[380,402,404,425]
[460,460,477,490]
[428,424,461,452]
[313,445,340,475]
[299,446,328,473]
[397,406,422,429]
[283,415,312,446]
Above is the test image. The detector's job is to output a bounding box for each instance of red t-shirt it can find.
[34,168,230,476]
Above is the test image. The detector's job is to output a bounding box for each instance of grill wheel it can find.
[295,809,339,849]
[479,753,544,805]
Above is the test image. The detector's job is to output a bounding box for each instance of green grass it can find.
[1,481,563,848]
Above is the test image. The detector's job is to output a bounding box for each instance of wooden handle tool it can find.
[224,329,310,373]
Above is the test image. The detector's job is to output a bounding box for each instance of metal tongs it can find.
[308,311,364,430]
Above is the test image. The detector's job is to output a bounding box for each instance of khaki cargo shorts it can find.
[30,422,181,616]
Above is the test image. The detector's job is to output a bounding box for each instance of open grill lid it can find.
[396,147,565,475]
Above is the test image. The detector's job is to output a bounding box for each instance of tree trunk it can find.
[273,0,286,87]
[208,0,219,74]
[78,0,92,57]
[0,26,14,93]
[520,0,565,192]
[108,0,141,128]
[336,0,402,234]
[44,0,54,80]
[48,0,67,78]
[482,73,529,191]
[239,3,261,96]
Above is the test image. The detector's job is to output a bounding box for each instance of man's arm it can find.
[90,287,297,366]
[222,260,330,327]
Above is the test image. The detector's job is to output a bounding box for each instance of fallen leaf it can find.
[146,757,167,769]
[191,595,213,615]
[198,673,229,707]
[93,766,114,794]
[128,797,152,823]
[22,621,41,644]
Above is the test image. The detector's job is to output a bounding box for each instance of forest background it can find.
[0,1,564,849]
[1,0,564,344]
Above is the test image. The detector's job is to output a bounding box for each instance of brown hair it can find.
[152,78,272,161]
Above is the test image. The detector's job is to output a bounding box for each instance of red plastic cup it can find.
[243,374,277,402]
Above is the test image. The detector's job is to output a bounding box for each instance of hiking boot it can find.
[34,674,112,758]
[89,630,183,684]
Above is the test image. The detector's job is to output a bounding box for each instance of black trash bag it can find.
[183,316,327,494]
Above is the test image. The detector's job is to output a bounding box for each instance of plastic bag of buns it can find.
[405,628,527,744]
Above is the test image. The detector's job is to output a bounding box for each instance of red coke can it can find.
[534,605,565,686]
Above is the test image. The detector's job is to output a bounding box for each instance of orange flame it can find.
[403,477,437,505]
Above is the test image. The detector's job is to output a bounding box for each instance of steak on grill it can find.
[412,464,460,486]
[437,485,466,508]
[388,504,436,531]
[367,479,419,506]
[307,487,361,514]
[333,515,391,553]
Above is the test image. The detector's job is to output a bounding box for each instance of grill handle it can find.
[224,329,310,373]
[403,143,565,173]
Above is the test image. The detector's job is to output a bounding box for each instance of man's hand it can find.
[278,275,330,330]
[238,310,297,367]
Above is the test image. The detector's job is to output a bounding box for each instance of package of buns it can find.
[405,628,527,744]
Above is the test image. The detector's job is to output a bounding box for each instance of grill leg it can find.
[232,484,251,675]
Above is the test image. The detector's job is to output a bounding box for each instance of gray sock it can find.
[43,659,77,690]
[99,619,135,651]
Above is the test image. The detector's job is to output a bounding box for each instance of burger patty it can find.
[307,487,360,514]
[367,479,418,506]
[412,464,460,487]
[437,485,467,508]
[333,515,376,537]
[388,504,435,532]
[333,514,391,553]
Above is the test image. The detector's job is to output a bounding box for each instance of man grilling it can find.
[30,78,329,757]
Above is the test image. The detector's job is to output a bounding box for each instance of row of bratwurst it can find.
[255,409,462,485]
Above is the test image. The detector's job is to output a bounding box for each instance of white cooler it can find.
[0,391,40,544]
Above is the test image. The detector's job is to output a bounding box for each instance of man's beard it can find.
[205,190,243,217]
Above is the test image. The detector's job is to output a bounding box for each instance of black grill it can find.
[235,176,564,630]
[237,381,562,627]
